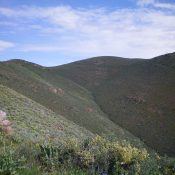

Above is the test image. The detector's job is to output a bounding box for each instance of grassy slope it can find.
[54,53,175,156]
[0,60,143,146]
[0,84,93,143]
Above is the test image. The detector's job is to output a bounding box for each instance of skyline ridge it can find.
[1,51,174,66]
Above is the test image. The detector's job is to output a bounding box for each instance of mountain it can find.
[0,59,143,147]
[0,52,174,156]
[53,53,175,156]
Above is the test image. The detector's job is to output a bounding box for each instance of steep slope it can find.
[0,84,93,143]
[54,53,175,156]
[0,60,143,146]
[53,56,144,89]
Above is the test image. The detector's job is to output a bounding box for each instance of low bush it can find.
[0,133,25,175]
[38,135,149,174]
[0,110,174,175]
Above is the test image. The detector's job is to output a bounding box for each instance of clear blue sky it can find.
[0,0,175,66]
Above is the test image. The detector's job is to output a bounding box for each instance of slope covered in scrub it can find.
[0,84,93,143]
[0,60,144,147]
[1,52,175,156]
[54,53,175,156]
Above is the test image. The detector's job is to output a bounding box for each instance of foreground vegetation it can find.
[0,125,174,174]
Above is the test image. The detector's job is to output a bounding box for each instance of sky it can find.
[0,0,175,66]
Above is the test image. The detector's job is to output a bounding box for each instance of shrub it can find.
[0,111,173,175]
[0,149,25,175]
[39,143,62,172]
[38,135,149,174]
[17,166,42,175]
[0,110,13,135]
[0,111,25,175]
[0,133,25,175]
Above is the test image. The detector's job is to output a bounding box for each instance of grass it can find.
[18,167,90,175]
[0,84,93,143]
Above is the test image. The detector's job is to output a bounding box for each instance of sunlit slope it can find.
[0,60,143,146]
[0,84,93,142]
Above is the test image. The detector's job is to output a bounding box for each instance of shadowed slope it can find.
[53,53,175,156]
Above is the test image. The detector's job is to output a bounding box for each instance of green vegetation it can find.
[0,130,174,175]
[55,53,175,156]
[0,59,144,146]
[0,84,93,143]
[0,52,175,174]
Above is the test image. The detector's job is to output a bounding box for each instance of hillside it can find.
[0,60,143,146]
[54,53,175,156]
[0,84,93,143]
[0,53,174,156]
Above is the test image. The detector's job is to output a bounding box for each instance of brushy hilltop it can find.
[0,53,175,156]
[0,53,175,174]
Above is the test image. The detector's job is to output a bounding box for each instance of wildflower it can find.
[0,110,13,135]
[1,120,11,127]
[0,110,6,121]
[3,126,13,135]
